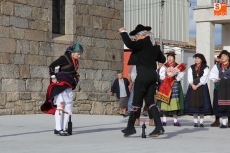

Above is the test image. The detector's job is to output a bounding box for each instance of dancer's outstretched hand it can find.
[118,27,125,33]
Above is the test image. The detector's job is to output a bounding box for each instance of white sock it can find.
[173,115,178,123]
[193,114,198,123]
[162,116,167,122]
[61,111,64,129]
[222,116,227,126]
[200,114,204,124]
[55,110,62,131]
[62,113,70,130]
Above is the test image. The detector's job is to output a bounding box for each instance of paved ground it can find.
[0,114,229,153]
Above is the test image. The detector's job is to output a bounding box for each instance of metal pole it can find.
[159,0,165,53]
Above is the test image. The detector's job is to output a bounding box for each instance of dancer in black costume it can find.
[119,24,166,137]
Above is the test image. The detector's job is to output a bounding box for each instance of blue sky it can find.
[189,0,222,45]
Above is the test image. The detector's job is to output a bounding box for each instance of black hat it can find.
[217,50,229,59]
[129,24,152,36]
[165,50,176,59]
[193,53,207,65]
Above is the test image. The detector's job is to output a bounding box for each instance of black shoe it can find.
[211,119,220,127]
[123,110,139,137]
[123,127,136,137]
[200,123,204,127]
[149,128,165,137]
[54,129,59,134]
[148,106,165,137]
[121,127,127,133]
[59,130,69,136]
[220,124,227,128]
[122,126,137,134]
[194,123,198,127]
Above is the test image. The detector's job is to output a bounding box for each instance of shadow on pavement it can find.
[0,122,124,138]
[127,127,209,139]
[0,118,214,138]
[72,127,123,135]
[0,130,54,138]
[152,127,209,139]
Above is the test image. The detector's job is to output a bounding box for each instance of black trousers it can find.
[125,66,163,132]
[126,66,164,133]
[132,66,157,109]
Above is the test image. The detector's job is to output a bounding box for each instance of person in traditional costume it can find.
[209,50,230,128]
[119,24,166,137]
[139,63,163,120]
[126,65,155,126]
[156,51,186,126]
[41,43,83,136]
[137,62,164,126]
[184,53,212,127]
[210,53,230,127]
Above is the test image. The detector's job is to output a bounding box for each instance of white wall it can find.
[182,52,195,94]
[124,0,190,42]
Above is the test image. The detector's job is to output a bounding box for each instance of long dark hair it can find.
[193,53,207,65]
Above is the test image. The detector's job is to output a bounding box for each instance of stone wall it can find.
[0,0,124,115]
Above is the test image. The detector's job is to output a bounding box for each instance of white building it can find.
[124,0,190,42]
[123,0,193,93]
[194,0,230,97]
[194,0,230,69]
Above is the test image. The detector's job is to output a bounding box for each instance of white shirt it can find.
[158,66,165,81]
[188,67,209,87]
[119,79,127,97]
[130,66,137,82]
[159,65,185,81]
[209,64,219,82]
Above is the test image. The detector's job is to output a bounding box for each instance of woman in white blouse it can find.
[184,53,212,127]
[157,51,185,126]
[209,50,230,128]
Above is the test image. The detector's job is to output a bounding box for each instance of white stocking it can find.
[55,110,63,131]
[173,115,178,123]
[200,114,204,124]
[193,114,198,123]
[62,113,69,130]
[61,102,73,130]
[162,115,167,122]
[222,116,227,126]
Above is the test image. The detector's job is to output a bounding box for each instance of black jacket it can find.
[120,32,166,69]
[49,53,78,78]
[49,53,79,87]
[111,78,130,99]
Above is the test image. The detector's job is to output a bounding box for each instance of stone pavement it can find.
[0,114,229,153]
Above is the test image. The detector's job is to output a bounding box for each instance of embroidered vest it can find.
[59,55,78,77]
[217,63,230,79]
[191,64,208,79]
